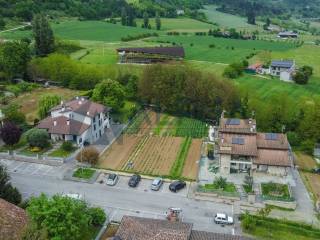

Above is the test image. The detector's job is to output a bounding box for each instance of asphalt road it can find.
[5,160,241,235]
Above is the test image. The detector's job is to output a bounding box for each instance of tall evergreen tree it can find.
[32,14,55,56]
[143,11,149,28]
[155,12,161,30]
[121,7,127,26]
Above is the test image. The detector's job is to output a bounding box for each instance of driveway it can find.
[93,123,126,153]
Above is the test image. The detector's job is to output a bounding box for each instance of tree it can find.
[143,11,149,28]
[92,79,125,111]
[32,14,55,56]
[2,104,26,125]
[0,41,31,80]
[25,128,49,149]
[293,66,313,85]
[0,18,5,30]
[87,207,106,226]
[0,121,22,146]
[0,165,22,205]
[121,7,127,26]
[27,194,91,240]
[38,94,61,119]
[76,147,99,165]
[155,12,161,30]
[247,7,256,25]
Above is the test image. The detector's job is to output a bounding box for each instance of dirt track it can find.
[182,139,202,180]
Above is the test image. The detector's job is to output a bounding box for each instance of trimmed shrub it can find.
[76,147,99,165]
[61,141,73,152]
[0,121,21,146]
[25,128,49,149]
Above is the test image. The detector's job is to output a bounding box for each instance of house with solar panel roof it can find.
[217,114,293,177]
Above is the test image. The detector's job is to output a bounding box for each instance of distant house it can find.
[270,60,295,82]
[176,9,185,15]
[245,63,263,74]
[114,215,251,240]
[217,117,293,177]
[37,97,110,146]
[116,46,185,64]
[0,198,28,240]
[278,31,298,38]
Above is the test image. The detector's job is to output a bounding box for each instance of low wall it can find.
[0,151,64,166]
[194,191,240,204]
[264,199,297,210]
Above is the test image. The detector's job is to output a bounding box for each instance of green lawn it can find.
[0,20,159,42]
[201,5,263,31]
[73,168,96,179]
[151,35,296,63]
[49,147,76,158]
[169,137,192,178]
[242,215,320,240]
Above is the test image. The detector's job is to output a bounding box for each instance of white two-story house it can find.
[270,60,295,82]
[37,97,110,146]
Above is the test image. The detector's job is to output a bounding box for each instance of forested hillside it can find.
[0,0,205,22]
[209,0,320,18]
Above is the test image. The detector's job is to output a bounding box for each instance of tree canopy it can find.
[0,165,22,205]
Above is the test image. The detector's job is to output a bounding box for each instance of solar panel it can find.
[265,133,278,140]
[226,119,240,125]
[232,137,245,145]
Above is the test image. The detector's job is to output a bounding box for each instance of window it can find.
[94,125,96,131]
[93,116,96,123]
[79,138,82,143]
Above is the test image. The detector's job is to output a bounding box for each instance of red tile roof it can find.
[116,216,192,240]
[219,118,256,134]
[52,98,108,118]
[255,149,291,167]
[190,231,253,240]
[218,133,258,156]
[256,133,289,150]
[0,198,28,240]
[37,116,90,136]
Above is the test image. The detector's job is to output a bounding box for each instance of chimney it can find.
[76,96,79,100]
[67,119,70,125]
[53,120,57,126]
[249,118,252,124]
[87,111,90,116]
[78,100,82,105]
[221,138,224,143]
[81,97,85,101]
[61,100,64,105]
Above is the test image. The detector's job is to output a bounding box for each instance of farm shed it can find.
[116,46,185,64]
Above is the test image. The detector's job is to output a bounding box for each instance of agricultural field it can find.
[201,5,263,31]
[3,87,81,124]
[294,152,318,170]
[99,110,205,180]
[151,35,296,63]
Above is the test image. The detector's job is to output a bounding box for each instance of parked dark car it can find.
[128,174,141,187]
[312,168,320,174]
[169,181,186,193]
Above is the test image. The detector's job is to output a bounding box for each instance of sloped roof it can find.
[117,46,185,58]
[51,98,109,118]
[271,60,294,68]
[219,118,256,135]
[190,231,253,240]
[115,216,192,240]
[255,149,291,167]
[256,133,289,150]
[37,116,90,136]
[0,198,28,240]
[218,133,258,156]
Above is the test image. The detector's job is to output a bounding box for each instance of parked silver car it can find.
[106,174,119,186]
[214,213,234,225]
[151,178,163,191]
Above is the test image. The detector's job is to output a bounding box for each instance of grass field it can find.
[4,87,81,124]
[0,20,159,42]
[136,17,213,32]
[151,35,296,63]
[201,5,263,31]
[294,152,317,170]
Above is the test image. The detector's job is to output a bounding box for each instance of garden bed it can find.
[198,181,239,198]
[18,146,52,157]
[261,182,294,201]
[73,168,96,179]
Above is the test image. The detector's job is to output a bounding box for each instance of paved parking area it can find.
[0,159,66,179]
[95,173,190,197]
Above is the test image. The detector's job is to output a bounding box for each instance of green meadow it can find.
[201,5,263,31]
[151,35,296,63]
[0,20,158,42]
[135,17,213,32]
